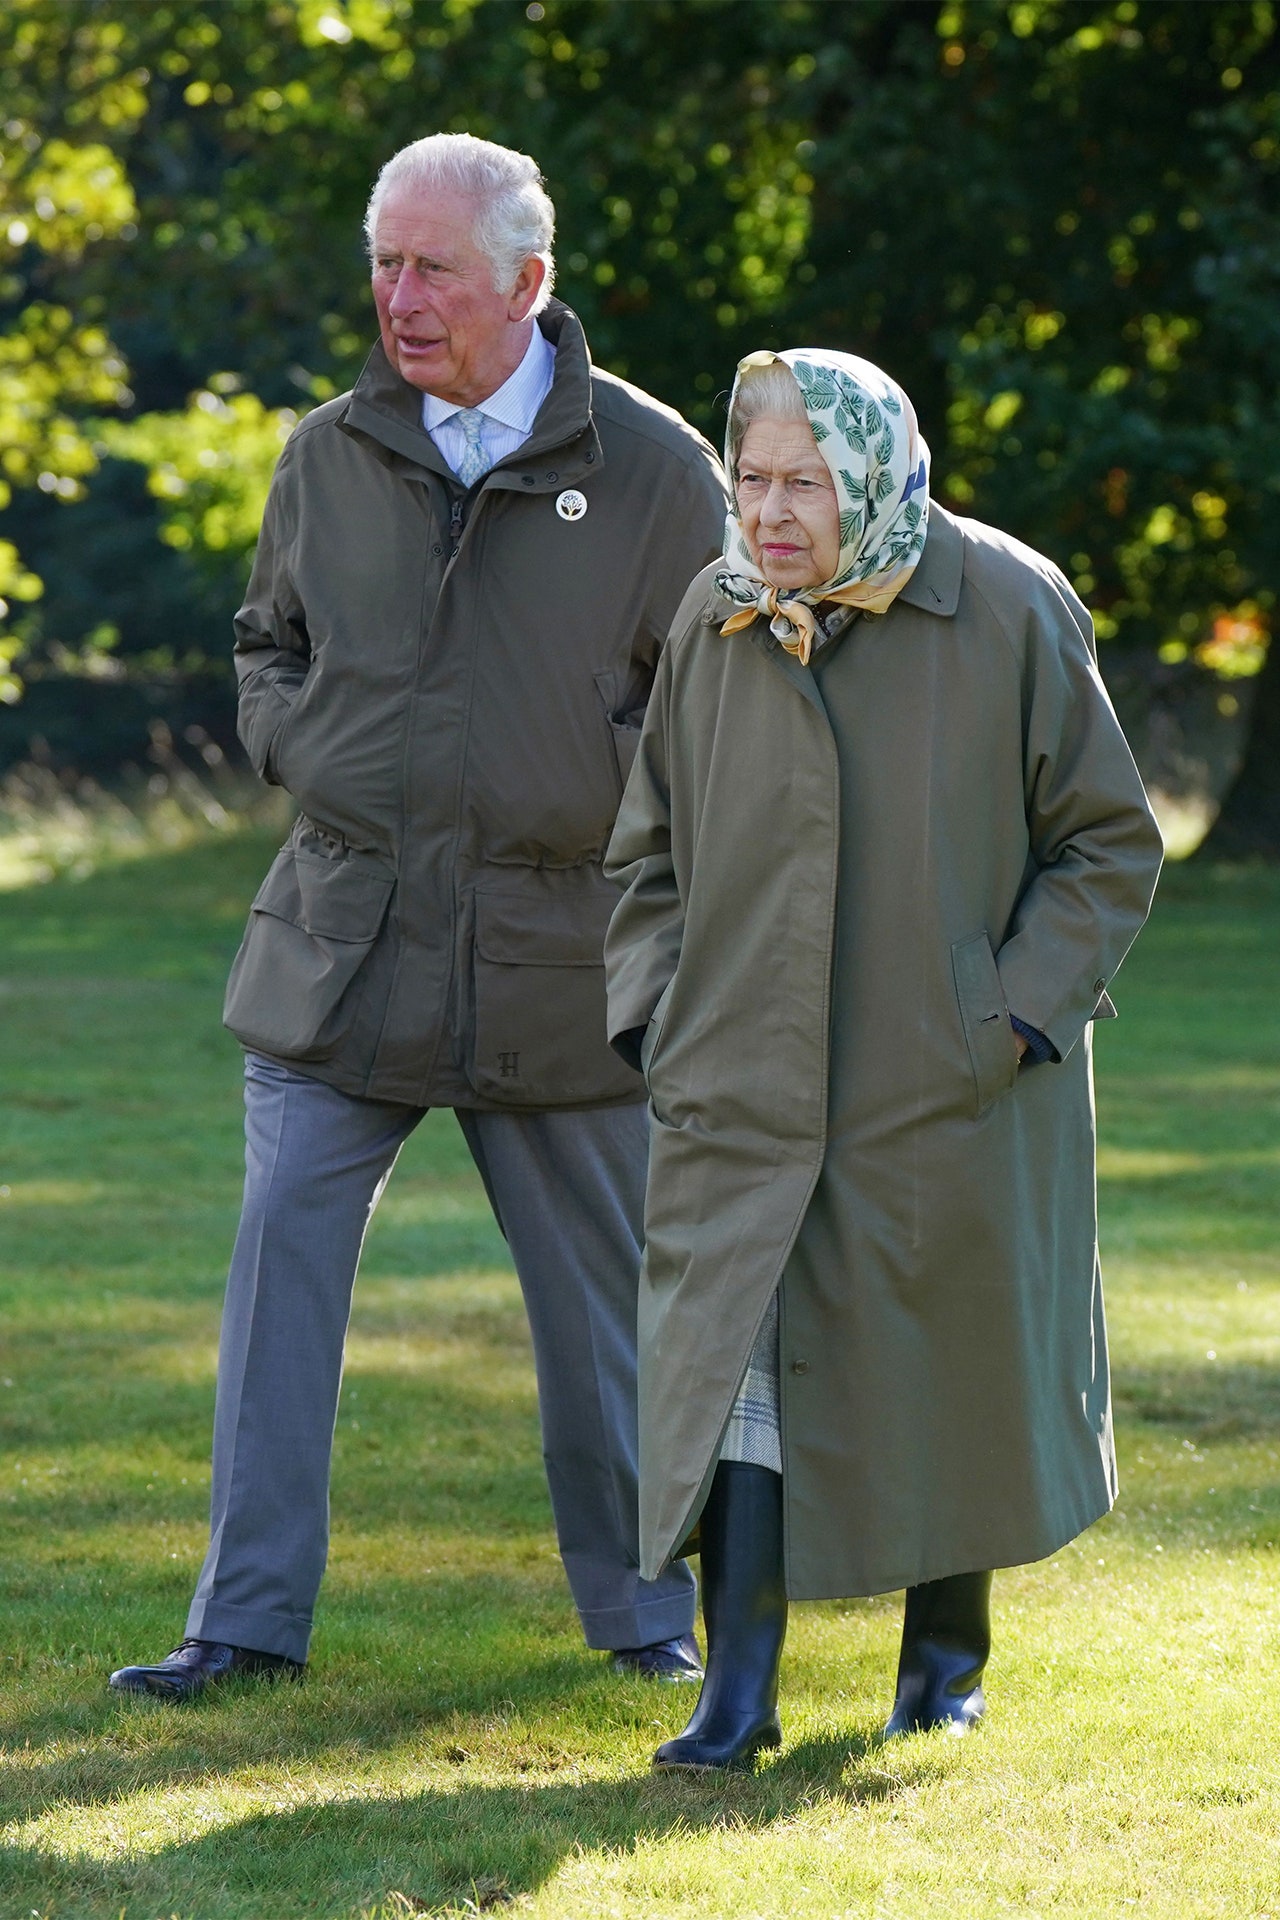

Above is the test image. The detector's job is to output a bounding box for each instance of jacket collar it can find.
[337,300,602,491]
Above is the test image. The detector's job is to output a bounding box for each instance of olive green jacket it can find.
[604,506,1164,1594]
[223,301,727,1107]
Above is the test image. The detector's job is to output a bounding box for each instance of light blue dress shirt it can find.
[421,324,556,478]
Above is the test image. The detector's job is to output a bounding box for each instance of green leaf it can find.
[836,373,864,416]
[797,364,839,409]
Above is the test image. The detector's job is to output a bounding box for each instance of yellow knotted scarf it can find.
[718,563,922,667]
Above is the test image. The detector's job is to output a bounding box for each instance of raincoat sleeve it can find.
[233,439,311,787]
[993,569,1164,1062]
[603,631,684,1067]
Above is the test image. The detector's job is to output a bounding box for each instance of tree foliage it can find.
[0,0,1276,841]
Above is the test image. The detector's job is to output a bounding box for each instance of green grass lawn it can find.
[1,838,1278,1919]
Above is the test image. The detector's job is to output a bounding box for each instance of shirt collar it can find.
[420,323,556,434]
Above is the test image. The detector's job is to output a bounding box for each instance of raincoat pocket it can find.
[223,840,394,1062]
[469,886,643,1107]
[952,930,1020,1118]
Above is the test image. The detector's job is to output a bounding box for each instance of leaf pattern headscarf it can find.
[715,347,931,666]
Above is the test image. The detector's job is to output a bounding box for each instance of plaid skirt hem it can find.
[719,1290,781,1473]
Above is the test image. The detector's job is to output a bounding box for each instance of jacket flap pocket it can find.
[475,890,612,968]
[254,845,394,943]
[226,844,394,1064]
[468,884,639,1106]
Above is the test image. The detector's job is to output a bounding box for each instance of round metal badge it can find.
[555,488,588,521]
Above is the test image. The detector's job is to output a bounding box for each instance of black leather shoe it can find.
[654,1462,787,1774]
[611,1631,703,1683]
[883,1570,992,1738]
[108,1639,303,1700]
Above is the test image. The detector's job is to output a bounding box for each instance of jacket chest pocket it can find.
[224,839,394,1063]
[951,930,1019,1118]
[468,887,642,1107]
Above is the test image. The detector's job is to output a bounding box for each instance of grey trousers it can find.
[185,1052,695,1664]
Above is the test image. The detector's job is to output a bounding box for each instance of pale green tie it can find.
[454,407,490,487]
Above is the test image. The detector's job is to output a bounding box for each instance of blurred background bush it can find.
[0,0,1276,856]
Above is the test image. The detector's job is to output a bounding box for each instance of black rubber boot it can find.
[883,1570,992,1737]
[653,1462,787,1774]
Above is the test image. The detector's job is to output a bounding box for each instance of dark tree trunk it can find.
[1197,639,1280,861]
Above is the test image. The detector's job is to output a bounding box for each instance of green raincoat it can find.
[604,505,1163,1596]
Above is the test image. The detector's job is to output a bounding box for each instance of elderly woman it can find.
[603,348,1163,1773]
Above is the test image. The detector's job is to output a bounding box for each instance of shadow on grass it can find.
[0,1630,614,1820]
[1113,1360,1280,1440]
[0,1728,941,1917]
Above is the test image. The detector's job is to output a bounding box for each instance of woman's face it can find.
[735,415,841,590]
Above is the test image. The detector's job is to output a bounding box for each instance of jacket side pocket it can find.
[238,670,304,787]
[951,931,1019,1118]
[609,718,643,792]
[224,840,394,1062]
[595,669,644,796]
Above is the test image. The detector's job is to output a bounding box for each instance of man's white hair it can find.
[365,132,556,315]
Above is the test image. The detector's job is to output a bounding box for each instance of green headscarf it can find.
[716,347,931,665]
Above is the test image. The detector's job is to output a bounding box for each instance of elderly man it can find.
[109,133,727,1699]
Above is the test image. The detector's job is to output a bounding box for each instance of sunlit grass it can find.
[1,842,1278,1917]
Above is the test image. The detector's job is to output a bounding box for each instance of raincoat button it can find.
[1093,977,1106,992]
[521,475,535,486]
[791,1359,810,1375]
[545,470,558,481]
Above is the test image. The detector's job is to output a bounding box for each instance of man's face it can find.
[371,185,544,407]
